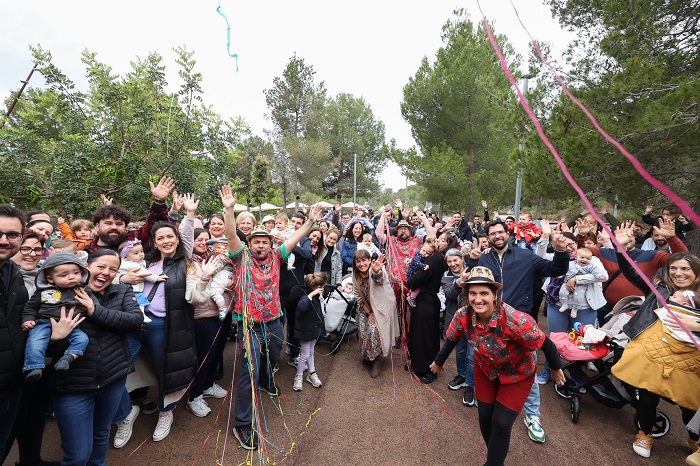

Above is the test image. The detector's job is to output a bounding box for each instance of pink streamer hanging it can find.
[475,0,700,352]
[506,1,700,226]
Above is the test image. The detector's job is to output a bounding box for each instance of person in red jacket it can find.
[514,212,541,251]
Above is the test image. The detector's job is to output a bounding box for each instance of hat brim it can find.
[246,232,274,243]
[463,279,503,292]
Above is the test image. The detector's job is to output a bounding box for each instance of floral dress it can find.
[357,276,382,361]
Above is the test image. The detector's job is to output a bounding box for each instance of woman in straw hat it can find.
[430,266,565,466]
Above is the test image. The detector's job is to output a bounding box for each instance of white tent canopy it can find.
[341,201,361,208]
[316,201,334,208]
[250,203,280,211]
[231,203,249,212]
[285,201,308,209]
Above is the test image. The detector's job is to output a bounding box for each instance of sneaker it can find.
[293,375,303,391]
[448,375,466,390]
[233,426,259,450]
[306,372,322,388]
[259,383,280,397]
[186,395,211,418]
[152,410,173,442]
[287,356,299,368]
[134,396,158,415]
[687,450,700,466]
[633,430,653,458]
[462,386,475,407]
[536,368,551,385]
[524,414,546,443]
[113,405,139,448]
[202,383,227,399]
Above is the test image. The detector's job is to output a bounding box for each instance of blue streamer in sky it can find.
[216,3,239,72]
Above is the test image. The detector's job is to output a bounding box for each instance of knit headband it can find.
[120,239,142,258]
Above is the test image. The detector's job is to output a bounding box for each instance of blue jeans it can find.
[54,376,125,466]
[234,319,283,428]
[523,353,540,418]
[23,320,88,371]
[112,333,142,424]
[139,315,175,412]
[445,310,474,386]
[0,389,22,463]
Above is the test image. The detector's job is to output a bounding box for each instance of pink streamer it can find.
[506,1,700,226]
[475,0,700,353]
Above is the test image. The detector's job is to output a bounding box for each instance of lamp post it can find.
[353,152,357,206]
[514,74,532,219]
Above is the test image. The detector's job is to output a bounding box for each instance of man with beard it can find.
[468,219,569,444]
[641,228,674,253]
[220,185,321,451]
[376,206,435,348]
[82,177,174,254]
[0,205,29,461]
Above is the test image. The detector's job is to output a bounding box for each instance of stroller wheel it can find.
[570,396,580,423]
[554,381,573,399]
[634,409,671,438]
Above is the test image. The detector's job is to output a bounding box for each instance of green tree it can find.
[399,10,521,213]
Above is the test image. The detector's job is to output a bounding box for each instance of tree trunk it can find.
[685,199,700,252]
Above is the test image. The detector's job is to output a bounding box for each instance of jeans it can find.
[140,316,174,412]
[522,353,540,418]
[54,377,126,466]
[297,340,316,377]
[112,333,142,424]
[190,317,228,400]
[0,389,22,463]
[446,310,475,387]
[234,319,283,428]
[23,320,88,371]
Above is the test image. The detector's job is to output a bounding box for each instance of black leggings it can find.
[478,400,519,466]
[637,389,698,440]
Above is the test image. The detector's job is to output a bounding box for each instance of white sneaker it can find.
[114,405,139,449]
[186,395,211,418]
[293,375,303,391]
[306,372,322,388]
[202,383,227,399]
[152,410,174,442]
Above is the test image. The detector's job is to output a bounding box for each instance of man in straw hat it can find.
[430,266,565,466]
[219,185,322,451]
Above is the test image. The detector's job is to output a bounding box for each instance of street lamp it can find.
[514,74,532,219]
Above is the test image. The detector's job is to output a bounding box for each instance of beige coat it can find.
[365,267,400,357]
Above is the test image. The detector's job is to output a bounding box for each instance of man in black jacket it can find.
[0,205,28,461]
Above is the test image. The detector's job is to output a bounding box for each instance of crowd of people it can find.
[0,183,698,466]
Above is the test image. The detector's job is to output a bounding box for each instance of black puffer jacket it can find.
[160,256,198,396]
[0,261,29,398]
[54,283,143,394]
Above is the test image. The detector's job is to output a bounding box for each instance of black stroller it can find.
[553,297,671,438]
[321,285,358,354]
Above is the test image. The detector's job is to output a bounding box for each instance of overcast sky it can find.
[0,1,574,192]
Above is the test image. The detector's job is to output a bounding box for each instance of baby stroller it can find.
[321,285,358,354]
[551,296,671,438]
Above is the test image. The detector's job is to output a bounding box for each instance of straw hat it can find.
[246,225,274,243]
[464,266,503,292]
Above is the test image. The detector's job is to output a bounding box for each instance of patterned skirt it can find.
[357,312,382,361]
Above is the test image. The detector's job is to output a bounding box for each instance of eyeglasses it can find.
[0,231,22,241]
[19,246,43,256]
[488,230,507,237]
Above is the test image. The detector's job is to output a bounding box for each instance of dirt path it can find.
[6,335,692,465]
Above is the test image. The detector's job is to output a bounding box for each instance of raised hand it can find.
[394,199,403,208]
[371,254,386,274]
[540,218,552,237]
[170,190,183,212]
[614,221,634,248]
[645,205,653,214]
[181,192,199,214]
[550,230,568,251]
[100,194,113,205]
[481,199,488,209]
[218,185,238,209]
[200,255,222,279]
[307,203,323,223]
[654,217,676,238]
[150,176,175,200]
[575,218,593,235]
[678,214,689,225]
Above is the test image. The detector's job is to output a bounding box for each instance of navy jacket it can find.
[470,246,569,314]
[0,261,29,398]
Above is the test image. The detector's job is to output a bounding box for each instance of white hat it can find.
[261,215,275,223]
